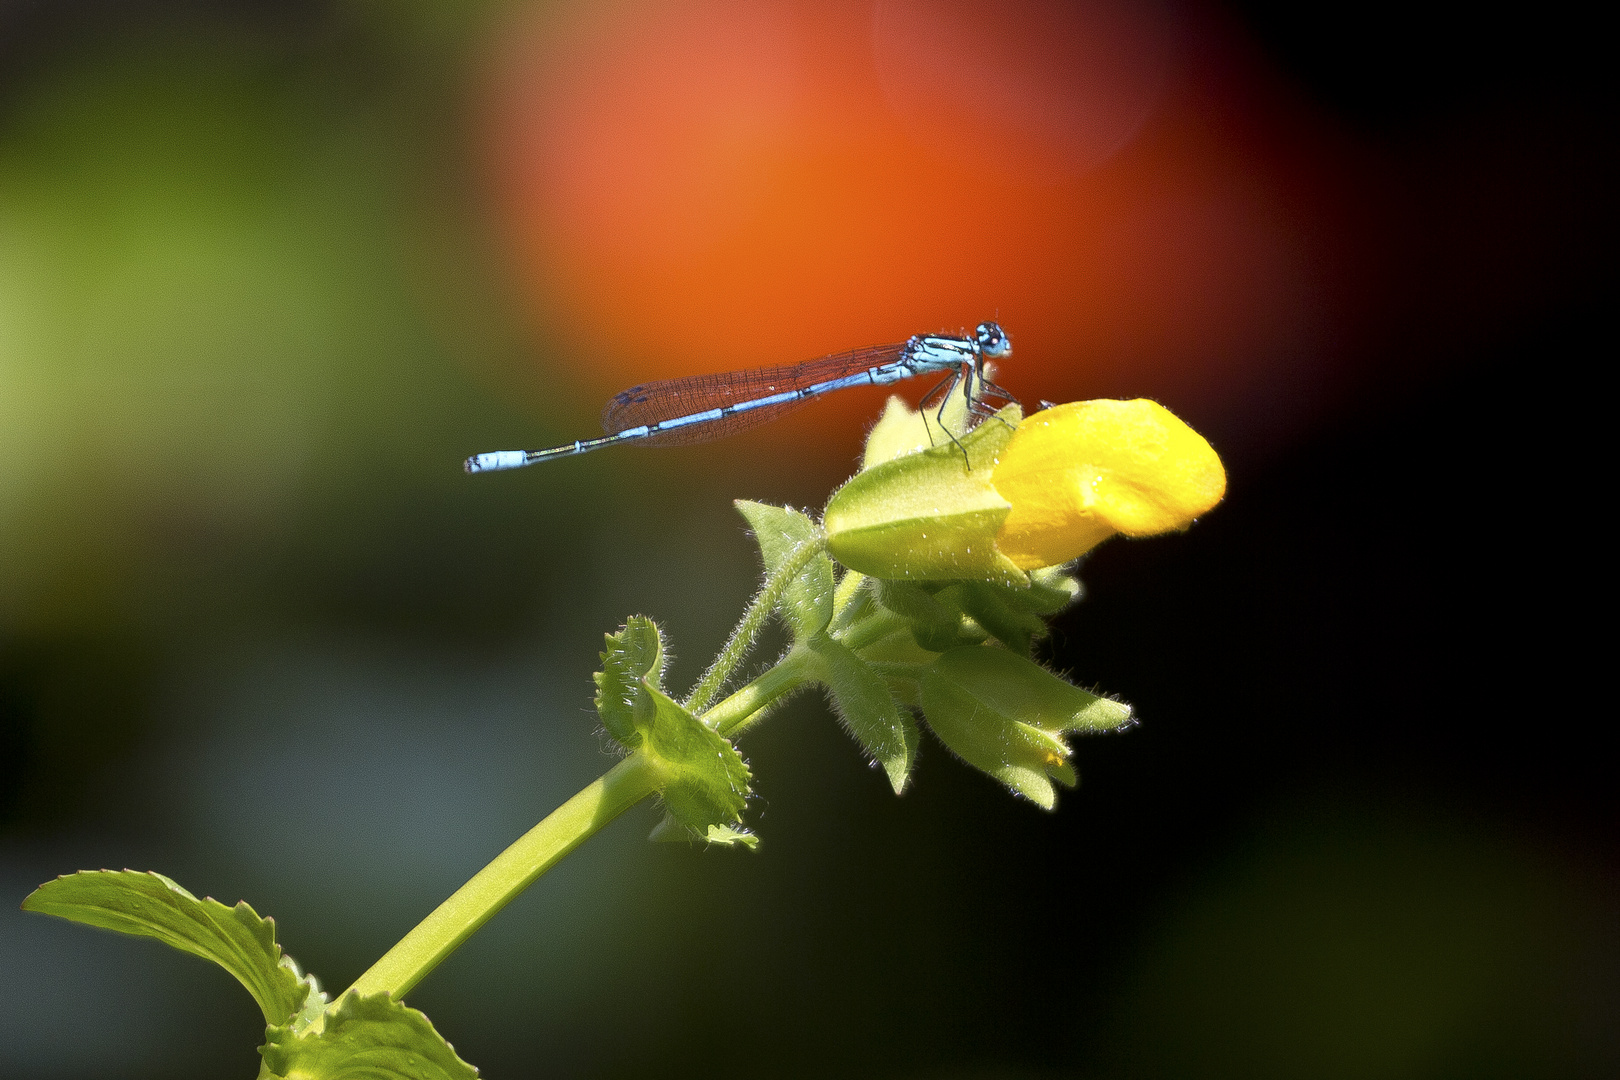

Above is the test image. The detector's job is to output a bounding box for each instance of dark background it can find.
[2,2,1613,1077]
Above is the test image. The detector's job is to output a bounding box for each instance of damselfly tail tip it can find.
[465,450,528,474]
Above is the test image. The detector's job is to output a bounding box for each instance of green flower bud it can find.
[824,403,1028,585]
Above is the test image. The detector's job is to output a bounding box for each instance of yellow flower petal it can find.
[990,400,1226,570]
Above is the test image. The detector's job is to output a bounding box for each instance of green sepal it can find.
[912,583,1002,652]
[594,616,667,749]
[930,646,1132,735]
[21,870,317,1026]
[825,405,1028,585]
[919,646,1132,809]
[639,683,753,842]
[872,579,963,649]
[734,500,835,641]
[942,568,1082,653]
[949,582,1049,656]
[804,634,918,794]
[259,990,477,1079]
[1022,566,1084,614]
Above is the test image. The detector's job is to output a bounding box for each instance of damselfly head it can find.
[975,322,1012,358]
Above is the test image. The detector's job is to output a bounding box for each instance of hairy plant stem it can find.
[827,569,868,632]
[685,536,826,714]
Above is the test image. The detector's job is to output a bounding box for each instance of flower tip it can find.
[991,399,1225,570]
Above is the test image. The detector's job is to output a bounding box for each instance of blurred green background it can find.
[2,2,1613,1078]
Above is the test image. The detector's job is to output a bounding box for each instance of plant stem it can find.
[703,652,816,739]
[827,573,872,636]
[836,607,912,651]
[685,537,825,715]
[345,753,660,1001]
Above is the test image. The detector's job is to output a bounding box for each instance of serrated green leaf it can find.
[735,500,835,640]
[283,956,331,1033]
[594,616,666,748]
[919,646,1131,809]
[260,990,477,1079]
[806,634,917,794]
[640,683,752,839]
[22,870,311,1025]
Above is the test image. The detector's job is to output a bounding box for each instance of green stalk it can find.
[346,753,660,1001]
[836,606,911,650]
[703,652,816,739]
[827,570,868,632]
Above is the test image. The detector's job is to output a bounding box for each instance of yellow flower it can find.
[824,398,1224,582]
[991,399,1226,570]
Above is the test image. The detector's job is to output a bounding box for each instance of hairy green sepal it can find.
[920,646,1133,809]
[824,405,1026,585]
[21,870,319,1026]
[596,618,754,846]
[868,568,1078,657]
[805,634,919,793]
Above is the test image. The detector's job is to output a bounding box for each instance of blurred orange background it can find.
[475,0,1591,465]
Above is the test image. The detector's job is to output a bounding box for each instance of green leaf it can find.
[938,646,1132,734]
[21,870,314,1026]
[919,646,1131,809]
[260,990,477,1079]
[594,616,667,748]
[805,634,918,794]
[650,812,760,849]
[702,823,761,848]
[596,618,753,840]
[734,500,835,640]
[640,683,753,841]
[825,405,1028,585]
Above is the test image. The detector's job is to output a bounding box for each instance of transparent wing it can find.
[600,343,908,447]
